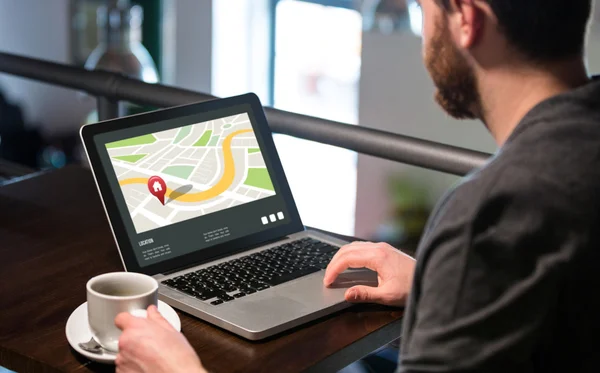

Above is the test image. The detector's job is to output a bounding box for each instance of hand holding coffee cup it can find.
[86,272,158,352]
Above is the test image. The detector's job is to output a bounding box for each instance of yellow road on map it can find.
[118,129,253,202]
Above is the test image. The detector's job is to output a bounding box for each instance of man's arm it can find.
[115,306,208,373]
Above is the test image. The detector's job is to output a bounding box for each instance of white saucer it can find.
[65,300,181,364]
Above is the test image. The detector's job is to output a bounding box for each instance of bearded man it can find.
[113,1,600,372]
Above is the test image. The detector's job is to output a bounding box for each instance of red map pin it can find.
[147,176,167,205]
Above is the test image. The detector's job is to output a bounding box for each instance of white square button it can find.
[261,216,269,225]
[277,211,284,220]
[269,214,277,223]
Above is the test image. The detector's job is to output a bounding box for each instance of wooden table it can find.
[0,166,403,373]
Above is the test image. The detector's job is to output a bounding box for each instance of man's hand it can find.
[323,242,416,307]
[115,305,207,373]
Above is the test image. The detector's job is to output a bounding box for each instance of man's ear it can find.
[446,0,486,49]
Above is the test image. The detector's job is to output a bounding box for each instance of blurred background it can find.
[0,0,599,252]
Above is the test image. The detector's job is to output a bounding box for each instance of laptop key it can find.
[184,289,201,297]
[233,292,246,298]
[316,261,329,269]
[266,266,320,286]
[219,294,234,302]
[248,280,265,287]
[223,285,238,293]
[315,244,338,254]
[195,287,217,297]
[211,299,224,305]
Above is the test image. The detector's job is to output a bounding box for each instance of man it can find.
[114,0,600,371]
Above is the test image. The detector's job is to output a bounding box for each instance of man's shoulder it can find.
[421,79,600,255]
[499,82,600,210]
[431,155,588,243]
[418,162,538,255]
[504,78,600,171]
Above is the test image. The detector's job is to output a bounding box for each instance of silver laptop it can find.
[80,93,376,340]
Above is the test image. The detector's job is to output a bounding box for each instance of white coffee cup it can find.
[86,272,158,352]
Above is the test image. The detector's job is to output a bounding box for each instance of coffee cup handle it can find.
[130,308,148,318]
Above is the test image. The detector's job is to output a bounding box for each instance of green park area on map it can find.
[106,134,156,149]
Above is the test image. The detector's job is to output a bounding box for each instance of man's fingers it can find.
[115,354,125,368]
[349,241,372,246]
[344,285,384,304]
[115,312,142,331]
[323,249,380,286]
[147,305,175,331]
[340,241,374,251]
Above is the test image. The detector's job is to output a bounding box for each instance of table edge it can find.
[302,315,403,373]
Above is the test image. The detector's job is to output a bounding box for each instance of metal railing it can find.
[0,159,35,179]
[0,52,491,176]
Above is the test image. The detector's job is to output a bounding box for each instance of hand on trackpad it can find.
[327,268,378,289]
[322,241,415,306]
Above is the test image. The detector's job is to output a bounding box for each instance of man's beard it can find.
[425,18,482,120]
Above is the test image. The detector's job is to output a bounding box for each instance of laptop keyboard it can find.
[161,238,339,305]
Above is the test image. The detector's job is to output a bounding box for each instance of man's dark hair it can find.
[439,0,593,61]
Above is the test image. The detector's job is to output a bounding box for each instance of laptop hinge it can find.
[162,236,289,275]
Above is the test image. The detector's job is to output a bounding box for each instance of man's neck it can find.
[477,58,590,146]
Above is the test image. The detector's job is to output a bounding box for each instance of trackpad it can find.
[329,269,378,288]
[237,296,308,321]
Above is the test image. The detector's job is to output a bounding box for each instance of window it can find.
[271,0,362,235]
[212,0,362,235]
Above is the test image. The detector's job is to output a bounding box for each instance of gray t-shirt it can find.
[399,78,600,373]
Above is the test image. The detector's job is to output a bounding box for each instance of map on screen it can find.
[105,113,276,234]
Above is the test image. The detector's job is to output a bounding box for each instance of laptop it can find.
[80,93,376,340]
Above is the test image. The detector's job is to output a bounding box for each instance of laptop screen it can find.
[92,104,295,268]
